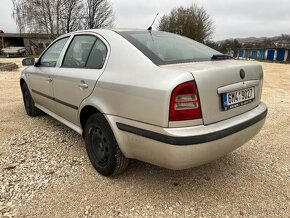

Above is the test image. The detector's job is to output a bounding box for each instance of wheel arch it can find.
[20,78,26,88]
[79,105,102,137]
[79,103,129,159]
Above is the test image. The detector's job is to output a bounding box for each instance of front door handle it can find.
[79,81,88,89]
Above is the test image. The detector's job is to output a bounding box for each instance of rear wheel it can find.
[84,113,129,176]
[21,83,42,116]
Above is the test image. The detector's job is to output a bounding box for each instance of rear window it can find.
[117,31,221,65]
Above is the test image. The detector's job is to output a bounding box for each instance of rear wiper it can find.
[211,54,233,60]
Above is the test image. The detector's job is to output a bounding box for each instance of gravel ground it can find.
[0,58,289,217]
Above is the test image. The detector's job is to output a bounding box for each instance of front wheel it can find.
[84,114,129,176]
[21,83,42,117]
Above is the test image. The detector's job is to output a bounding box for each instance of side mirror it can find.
[22,58,35,66]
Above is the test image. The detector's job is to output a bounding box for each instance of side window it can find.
[62,35,96,68]
[39,37,69,67]
[86,39,108,69]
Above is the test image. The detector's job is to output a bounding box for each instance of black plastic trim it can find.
[116,108,267,145]
[32,89,78,110]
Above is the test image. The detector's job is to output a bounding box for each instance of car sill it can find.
[35,103,83,135]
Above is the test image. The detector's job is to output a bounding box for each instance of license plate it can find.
[222,87,255,110]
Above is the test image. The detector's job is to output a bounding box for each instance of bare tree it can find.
[158,4,214,43]
[83,0,114,29]
[12,0,26,33]
[60,0,84,33]
[12,0,114,35]
[12,0,57,35]
[218,39,241,54]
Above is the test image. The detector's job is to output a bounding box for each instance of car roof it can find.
[57,29,159,40]
[68,28,149,34]
[111,28,150,32]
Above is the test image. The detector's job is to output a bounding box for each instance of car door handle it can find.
[79,82,88,89]
[47,77,53,83]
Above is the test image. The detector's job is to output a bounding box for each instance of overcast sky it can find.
[1,0,289,41]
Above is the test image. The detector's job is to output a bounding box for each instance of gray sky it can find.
[1,0,289,41]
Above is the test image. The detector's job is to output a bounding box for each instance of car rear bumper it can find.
[108,102,267,170]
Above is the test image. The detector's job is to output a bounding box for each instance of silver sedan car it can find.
[20,29,267,176]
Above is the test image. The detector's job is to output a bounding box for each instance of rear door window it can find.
[86,39,108,69]
[62,35,96,68]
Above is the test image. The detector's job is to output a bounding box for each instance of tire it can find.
[21,83,42,117]
[84,113,129,176]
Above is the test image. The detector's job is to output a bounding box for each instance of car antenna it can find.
[147,13,159,31]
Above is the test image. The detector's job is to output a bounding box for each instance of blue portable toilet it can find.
[238,50,244,57]
[276,49,285,62]
[267,50,275,61]
[251,50,258,59]
[259,50,265,60]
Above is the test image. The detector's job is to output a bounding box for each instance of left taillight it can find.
[169,81,202,121]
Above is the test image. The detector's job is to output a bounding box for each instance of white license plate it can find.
[223,87,255,110]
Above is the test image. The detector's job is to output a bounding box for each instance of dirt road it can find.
[0,58,289,217]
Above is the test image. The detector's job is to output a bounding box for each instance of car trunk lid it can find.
[161,60,263,125]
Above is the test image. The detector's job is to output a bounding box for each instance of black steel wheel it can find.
[21,83,42,117]
[89,127,110,167]
[84,113,129,176]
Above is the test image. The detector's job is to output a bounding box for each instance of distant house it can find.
[226,36,290,62]
[232,47,289,62]
[0,33,53,55]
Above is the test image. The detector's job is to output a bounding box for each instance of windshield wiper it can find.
[211,54,233,60]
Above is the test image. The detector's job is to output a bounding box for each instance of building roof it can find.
[238,47,290,50]
[0,33,53,39]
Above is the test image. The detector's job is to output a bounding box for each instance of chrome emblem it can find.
[240,69,245,79]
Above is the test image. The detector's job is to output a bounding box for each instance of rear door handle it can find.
[47,77,53,83]
[79,81,88,89]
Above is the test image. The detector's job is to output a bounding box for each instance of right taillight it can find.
[169,81,202,121]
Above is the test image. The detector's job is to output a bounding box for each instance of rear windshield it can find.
[117,31,221,65]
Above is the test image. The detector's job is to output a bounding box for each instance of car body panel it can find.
[53,68,105,125]
[53,32,111,125]
[78,29,196,127]
[28,67,56,113]
[20,29,268,170]
[106,102,267,169]
[92,67,194,127]
[161,60,263,125]
[26,35,71,115]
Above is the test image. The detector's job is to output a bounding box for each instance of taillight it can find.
[169,81,202,121]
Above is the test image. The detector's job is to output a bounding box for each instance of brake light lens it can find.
[169,81,202,121]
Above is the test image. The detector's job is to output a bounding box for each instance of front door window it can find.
[38,37,69,67]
